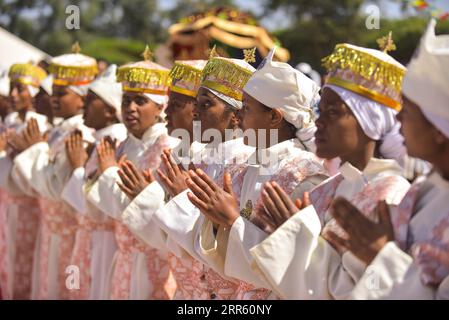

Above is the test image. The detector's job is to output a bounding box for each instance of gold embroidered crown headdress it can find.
[169,60,207,98]
[117,45,170,95]
[49,42,98,86]
[200,46,256,101]
[9,62,47,88]
[322,32,406,111]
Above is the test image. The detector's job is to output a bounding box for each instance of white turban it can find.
[143,93,168,107]
[27,85,39,98]
[68,84,89,96]
[244,47,321,152]
[403,19,449,139]
[325,84,406,161]
[40,75,53,96]
[89,64,123,120]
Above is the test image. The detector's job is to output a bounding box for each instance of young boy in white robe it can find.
[60,64,127,299]
[0,63,49,299]
[11,45,97,299]
[246,36,411,300]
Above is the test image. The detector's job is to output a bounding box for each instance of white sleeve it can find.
[121,181,169,251]
[85,166,129,220]
[14,142,72,200]
[0,151,15,192]
[223,217,271,288]
[350,242,436,300]
[61,167,87,214]
[250,205,358,300]
[153,189,206,264]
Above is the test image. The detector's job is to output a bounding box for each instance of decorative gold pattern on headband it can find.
[117,66,170,87]
[208,45,219,59]
[201,57,253,101]
[327,77,401,111]
[169,62,203,84]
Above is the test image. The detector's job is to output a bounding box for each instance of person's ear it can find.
[270,108,284,127]
[229,111,240,130]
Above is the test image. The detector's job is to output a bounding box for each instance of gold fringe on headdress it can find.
[169,61,204,97]
[9,63,47,87]
[201,57,253,101]
[322,44,405,93]
[117,67,170,88]
[49,42,98,85]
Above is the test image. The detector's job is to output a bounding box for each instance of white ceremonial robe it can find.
[219,139,328,296]
[249,158,410,300]
[153,138,266,300]
[13,114,95,300]
[350,171,449,299]
[0,111,49,299]
[86,123,178,300]
[119,139,209,299]
[60,123,127,299]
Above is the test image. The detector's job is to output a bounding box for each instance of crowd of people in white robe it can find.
[0,19,448,300]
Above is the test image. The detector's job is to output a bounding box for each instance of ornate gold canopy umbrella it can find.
[156,7,290,67]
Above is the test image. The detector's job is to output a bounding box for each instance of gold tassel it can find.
[169,63,203,84]
[377,31,396,54]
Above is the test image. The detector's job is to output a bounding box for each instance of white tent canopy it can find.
[0,26,50,71]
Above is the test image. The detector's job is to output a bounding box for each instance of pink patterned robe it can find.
[249,158,411,299]
[0,111,49,299]
[351,171,449,299]
[13,114,95,299]
[86,123,177,299]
